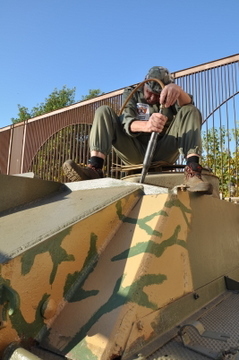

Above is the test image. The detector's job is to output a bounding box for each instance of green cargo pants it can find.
[89,104,202,165]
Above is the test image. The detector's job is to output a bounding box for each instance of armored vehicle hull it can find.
[1,172,239,360]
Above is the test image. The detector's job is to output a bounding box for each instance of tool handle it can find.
[139,105,164,184]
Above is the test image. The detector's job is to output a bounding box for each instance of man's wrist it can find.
[130,120,147,133]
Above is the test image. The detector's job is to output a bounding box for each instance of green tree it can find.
[12,87,105,124]
[12,86,76,124]
[31,86,76,117]
[81,89,104,100]
[201,126,239,197]
[12,105,32,123]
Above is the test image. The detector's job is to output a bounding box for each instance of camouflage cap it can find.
[145,66,174,93]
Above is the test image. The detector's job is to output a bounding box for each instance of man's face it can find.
[143,85,161,105]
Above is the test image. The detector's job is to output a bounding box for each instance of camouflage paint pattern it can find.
[39,191,194,359]
[1,183,239,360]
[0,188,141,357]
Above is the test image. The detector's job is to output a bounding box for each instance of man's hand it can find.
[144,113,168,133]
[160,83,191,107]
[130,113,167,133]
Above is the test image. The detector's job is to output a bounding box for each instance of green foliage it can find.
[31,86,76,117]
[201,125,239,197]
[12,87,105,124]
[12,105,32,123]
[12,86,76,124]
[81,89,104,100]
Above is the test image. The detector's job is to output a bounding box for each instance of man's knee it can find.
[180,104,201,116]
[94,105,115,118]
[178,104,202,125]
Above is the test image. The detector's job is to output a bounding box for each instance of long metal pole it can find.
[139,105,164,183]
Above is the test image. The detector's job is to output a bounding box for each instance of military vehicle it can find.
[1,166,239,360]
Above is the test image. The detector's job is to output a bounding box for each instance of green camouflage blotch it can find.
[64,273,166,353]
[127,273,167,309]
[0,277,20,322]
[64,233,99,301]
[116,200,167,236]
[10,293,49,338]
[165,197,192,227]
[112,225,186,261]
[64,271,99,302]
[21,228,75,285]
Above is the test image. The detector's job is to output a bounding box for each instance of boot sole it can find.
[62,162,82,181]
[187,183,213,194]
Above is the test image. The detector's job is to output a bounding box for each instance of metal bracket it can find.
[178,321,230,359]
[225,276,239,291]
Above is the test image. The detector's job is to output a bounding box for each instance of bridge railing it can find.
[0,54,238,196]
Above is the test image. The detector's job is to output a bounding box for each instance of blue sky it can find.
[1,0,239,129]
